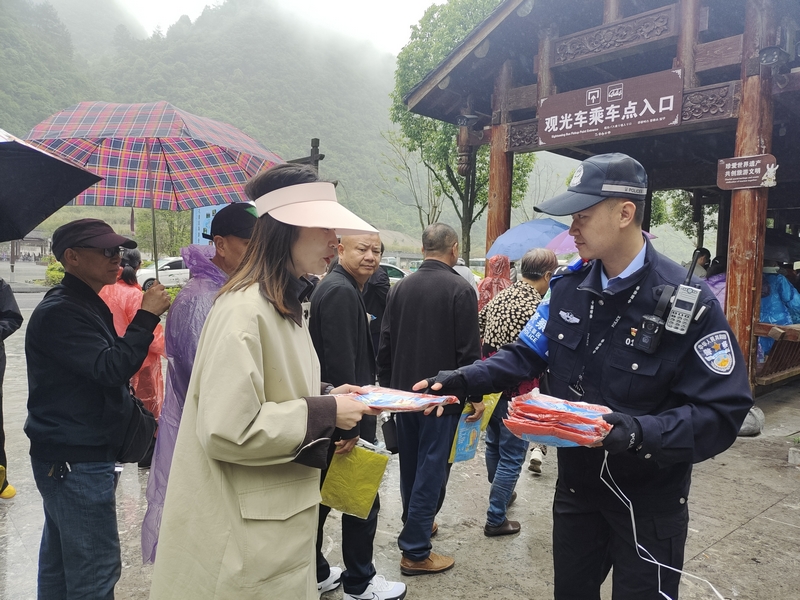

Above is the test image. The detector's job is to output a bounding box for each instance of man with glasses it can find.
[25,218,171,599]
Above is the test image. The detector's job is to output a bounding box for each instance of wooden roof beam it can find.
[695,35,744,73]
[551,4,679,72]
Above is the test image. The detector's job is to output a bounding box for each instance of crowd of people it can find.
[0,154,758,599]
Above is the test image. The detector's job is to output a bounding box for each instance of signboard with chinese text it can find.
[538,70,683,146]
[716,155,778,190]
[192,203,229,245]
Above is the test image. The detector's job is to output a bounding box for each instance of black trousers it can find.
[553,485,689,600]
[315,444,379,596]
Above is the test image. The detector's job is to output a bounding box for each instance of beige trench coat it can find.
[150,286,324,599]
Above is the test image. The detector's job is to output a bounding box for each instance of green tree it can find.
[649,193,668,227]
[135,210,192,257]
[378,130,446,230]
[655,189,718,245]
[390,0,536,259]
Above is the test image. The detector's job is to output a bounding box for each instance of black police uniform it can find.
[456,239,753,599]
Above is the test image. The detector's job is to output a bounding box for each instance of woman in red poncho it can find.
[477,254,512,311]
[99,249,166,426]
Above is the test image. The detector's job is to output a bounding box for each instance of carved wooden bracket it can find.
[681,81,742,122]
[457,145,472,177]
[506,119,539,153]
[553,4,677,68]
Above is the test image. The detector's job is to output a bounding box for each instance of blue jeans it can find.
[485,397,529,526]
[396,411,459,561]
[31,458,120,600]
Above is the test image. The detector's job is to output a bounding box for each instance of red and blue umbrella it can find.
[26,101,282,270]
[26,101,282,211]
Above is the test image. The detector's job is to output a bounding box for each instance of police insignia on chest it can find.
[694,331,735,375]
[558,310,581,324]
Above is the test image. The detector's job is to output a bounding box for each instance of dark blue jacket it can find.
[462,241,753,512]
[25,273,159,462]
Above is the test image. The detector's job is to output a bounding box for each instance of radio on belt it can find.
[665,248,703,335]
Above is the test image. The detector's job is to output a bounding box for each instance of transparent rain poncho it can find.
[141,244,227,564]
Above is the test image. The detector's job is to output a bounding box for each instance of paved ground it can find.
[0,271,799,599]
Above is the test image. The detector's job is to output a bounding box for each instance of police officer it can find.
[415,153,753,599]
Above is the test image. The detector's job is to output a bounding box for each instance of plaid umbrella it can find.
[26,101,282,211]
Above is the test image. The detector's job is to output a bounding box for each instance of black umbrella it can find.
[0,128,101,243]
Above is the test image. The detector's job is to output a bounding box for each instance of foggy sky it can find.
[118,0,436,54]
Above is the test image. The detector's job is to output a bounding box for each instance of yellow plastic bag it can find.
[480,392,501,431]
[320,446,389,519]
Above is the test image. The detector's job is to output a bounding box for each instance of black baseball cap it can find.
[201,202,258,240]
[535,153,648,216]
[52,218,137,261]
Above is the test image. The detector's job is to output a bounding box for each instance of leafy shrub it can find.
[45,256,64,286]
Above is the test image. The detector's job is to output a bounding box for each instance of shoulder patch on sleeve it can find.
[694,331,735,375]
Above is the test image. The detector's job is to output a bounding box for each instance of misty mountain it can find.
[1,0,422,235]
[32,0,147,60]
[0,0,98,135]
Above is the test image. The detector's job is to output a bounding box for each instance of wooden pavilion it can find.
[404,0,800,388]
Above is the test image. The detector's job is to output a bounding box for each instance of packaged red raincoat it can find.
[504,389,612,447]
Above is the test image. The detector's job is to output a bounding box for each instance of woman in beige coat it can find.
[149,164,380,600]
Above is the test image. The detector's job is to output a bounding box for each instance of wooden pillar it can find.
[486,60,514,253]
[727,0,775,383]
[691,191,705,248]
[604,0,622,23]
[675,0,701,88]
[716,191,730,261]
[537,25,557,104]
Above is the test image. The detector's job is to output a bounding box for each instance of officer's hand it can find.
[411,370,467,397]
[141,283,171,317]
[600,412,642,454]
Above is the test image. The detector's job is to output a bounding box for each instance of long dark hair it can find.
[120,248,141,286]
[220,163,319,319]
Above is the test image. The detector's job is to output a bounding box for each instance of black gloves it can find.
[601,412,643,455]
[423,369,467,397]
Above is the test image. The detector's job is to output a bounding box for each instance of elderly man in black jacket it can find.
[377,223,483,576]
[310,233,406,600]
[25,219,171,600]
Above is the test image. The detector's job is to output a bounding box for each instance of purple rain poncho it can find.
[141,244,228,564]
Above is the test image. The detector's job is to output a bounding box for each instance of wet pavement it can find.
[0,265,799,599]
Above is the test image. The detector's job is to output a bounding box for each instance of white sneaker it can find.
[318,566,343,594]
[343,575,407,600]
[528,447,544,474]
